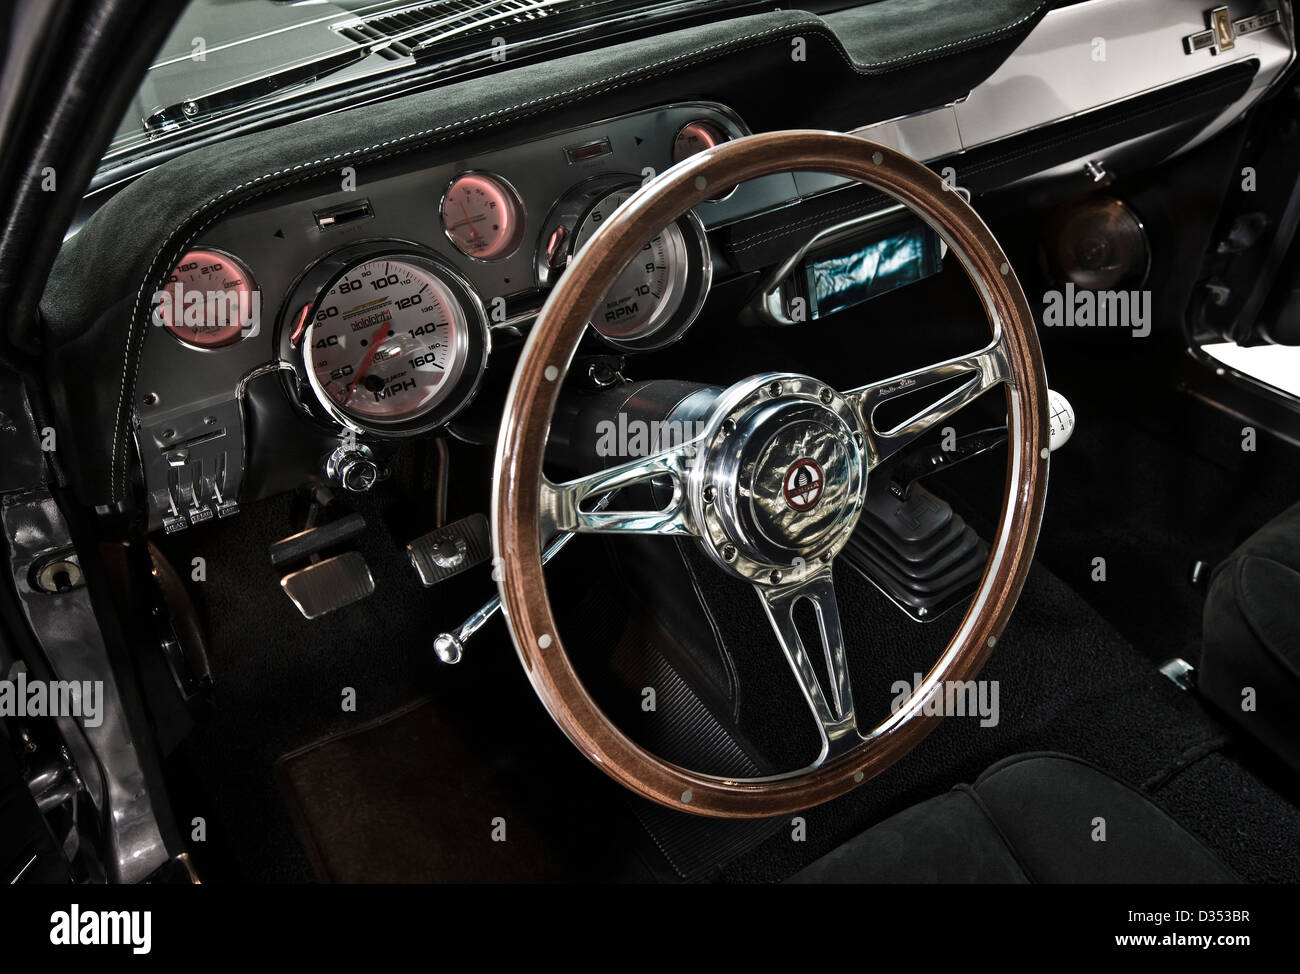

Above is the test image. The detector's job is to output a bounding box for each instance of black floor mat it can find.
[276,697,639,882]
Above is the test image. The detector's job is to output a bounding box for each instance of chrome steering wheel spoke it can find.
[539,436,705,538]
[756,566,862,765]
[847,334,1012,469]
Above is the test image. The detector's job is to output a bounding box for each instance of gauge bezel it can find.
[536,176,713,353]
[280,240,490,438]
[158,248,260,352]
[439,170,528,263]
[671,120,738,202]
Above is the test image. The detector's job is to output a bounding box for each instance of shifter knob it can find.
[1047,389,1075,452]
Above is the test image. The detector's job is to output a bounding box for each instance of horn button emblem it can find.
[746,419,849,550]
[783,458,824,511]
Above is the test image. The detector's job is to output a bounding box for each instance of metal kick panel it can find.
[1,489,171,883]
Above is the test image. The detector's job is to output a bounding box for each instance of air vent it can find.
[333,1,602,62]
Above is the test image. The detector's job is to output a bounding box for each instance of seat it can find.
[1201,501,1300,774]
[789,753,1237,883]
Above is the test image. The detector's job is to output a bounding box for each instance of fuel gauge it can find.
[440,172,525,261]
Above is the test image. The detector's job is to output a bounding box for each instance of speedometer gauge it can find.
[287,247,489,436]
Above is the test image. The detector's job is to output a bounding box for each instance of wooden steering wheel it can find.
[491,131,1048,818]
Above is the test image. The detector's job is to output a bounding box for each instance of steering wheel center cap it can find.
[746,418,851,549]
[691,373,867,583]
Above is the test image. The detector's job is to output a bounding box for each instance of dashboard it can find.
[36,0,1296,537]
[134,102,781,533]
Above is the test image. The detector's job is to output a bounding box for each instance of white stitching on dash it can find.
[857,1,1047,69]
[732,199,880,253]
[109,4,1047,497]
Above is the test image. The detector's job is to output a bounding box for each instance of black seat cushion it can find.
[789,753,1237,883]
[1202,501,1300,774]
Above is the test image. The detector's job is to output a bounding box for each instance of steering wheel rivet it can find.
[538,633,553,649]
[720,418,736,436]
[819,387,833,404]
[987,635,997,648]
[769,569,784,584]
[853,771,864,783]
[543,365,559,381]
[1040,447,1049,459]
[999,262,1010,275]
[694,176,707,191]
[871,150,883,165]
[853,431,864,447]
[721,543,737,563]
[681,789,693,803]
[767,380,783,397]
[702,484,716,504]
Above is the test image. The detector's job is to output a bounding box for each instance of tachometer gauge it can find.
[285,246,489,436]
[440,172,525,261]
[155,249,259,349]
[538,179,712,351]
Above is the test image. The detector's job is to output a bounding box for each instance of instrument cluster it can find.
[153,103,743,440]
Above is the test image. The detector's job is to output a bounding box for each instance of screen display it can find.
[804,224,942,319]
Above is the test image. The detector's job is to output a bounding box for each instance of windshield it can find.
[100,0,761,180]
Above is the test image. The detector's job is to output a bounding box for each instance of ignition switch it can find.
[325,444,381,493]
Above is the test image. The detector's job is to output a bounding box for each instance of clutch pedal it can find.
[280,551,375,620]
[271,503,375,619]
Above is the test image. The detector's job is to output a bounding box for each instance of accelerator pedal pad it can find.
[407,514,491,587]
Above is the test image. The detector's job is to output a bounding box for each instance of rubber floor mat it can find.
[275,697,633,882]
